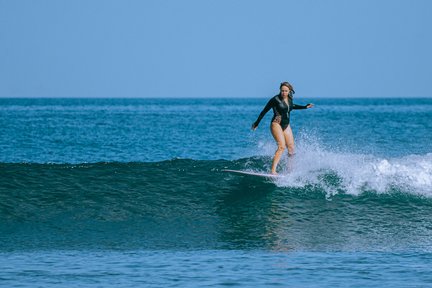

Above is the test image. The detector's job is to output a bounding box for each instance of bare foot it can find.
[271,171,278,175]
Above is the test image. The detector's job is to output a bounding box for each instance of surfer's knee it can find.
[276,143,285,153]
[288,146,295,156]
[287,144,295,155]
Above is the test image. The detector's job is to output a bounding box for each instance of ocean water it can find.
[1,97,432,287]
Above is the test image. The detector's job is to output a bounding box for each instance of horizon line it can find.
[1,96,432,99]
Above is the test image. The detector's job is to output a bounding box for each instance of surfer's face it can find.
[280,86,290,97]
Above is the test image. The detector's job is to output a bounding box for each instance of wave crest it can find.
[256,135,432,197]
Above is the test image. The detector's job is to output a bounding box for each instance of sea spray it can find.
[253,133,432,197]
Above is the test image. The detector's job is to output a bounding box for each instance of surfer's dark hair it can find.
[280,82,295,99]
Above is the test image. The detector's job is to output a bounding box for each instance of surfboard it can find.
[222,169,283,179]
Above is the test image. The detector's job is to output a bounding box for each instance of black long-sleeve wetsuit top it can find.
[254,94,309,130]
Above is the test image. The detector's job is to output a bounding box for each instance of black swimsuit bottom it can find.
[254,94,308,131]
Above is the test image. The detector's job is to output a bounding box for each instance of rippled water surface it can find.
[1,98,432,287]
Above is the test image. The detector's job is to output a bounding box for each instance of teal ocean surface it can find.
[1,98,432,287]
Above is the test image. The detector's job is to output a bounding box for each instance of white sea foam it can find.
[257,134,432,197]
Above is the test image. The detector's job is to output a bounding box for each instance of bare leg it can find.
[284,125,295,156]
[284,125,295,172]
[270,123,286,174]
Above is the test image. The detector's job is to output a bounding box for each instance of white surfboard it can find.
[222,169,283,179]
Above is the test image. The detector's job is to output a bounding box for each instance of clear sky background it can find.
[1,0,431,98]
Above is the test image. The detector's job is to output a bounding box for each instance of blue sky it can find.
[1,0,431,98]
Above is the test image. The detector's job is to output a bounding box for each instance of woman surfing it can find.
[252,82,313,174]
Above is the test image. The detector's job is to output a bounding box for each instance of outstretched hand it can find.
[251,123,258,131]
[307,103,314,109]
